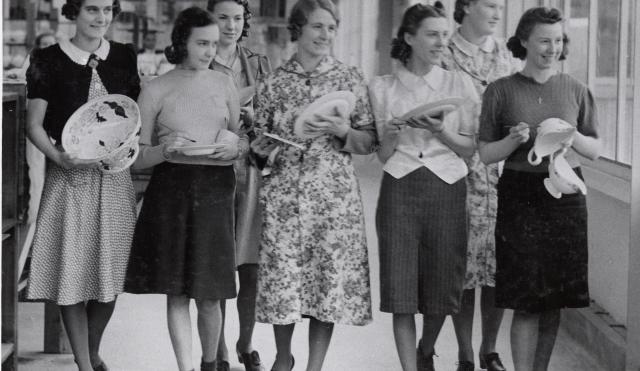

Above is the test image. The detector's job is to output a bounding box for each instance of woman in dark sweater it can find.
[478,7,601,371]
[25,1,139,370]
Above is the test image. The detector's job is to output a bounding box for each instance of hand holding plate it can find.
[407,113,445,133]
[308,111,350,139]
[56,151,103,169]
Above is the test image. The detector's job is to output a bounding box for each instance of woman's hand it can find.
[55,151,102,169]
[250,134,279,158]
[407,113,445,134]
[508,122,530,143]
[382,118,405,144]
[306,113,350,139]
[159,131,194,160]
[240,106,254,125]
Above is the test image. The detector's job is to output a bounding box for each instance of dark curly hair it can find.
[287,0,340,42]
[206,0,252,41]
[391,1,446,65]
[506,7,569,61]
[61,0,121,21]
[164,7,216,64]
[453,0,476,24]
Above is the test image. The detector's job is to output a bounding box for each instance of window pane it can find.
[566,0,589,83]
[595,0,621,160]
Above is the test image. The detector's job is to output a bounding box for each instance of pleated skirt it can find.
[125,163,237,300]
[376,167,467,315]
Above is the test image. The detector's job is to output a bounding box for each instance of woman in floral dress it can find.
[440,1,520,370]
[250,0,377,370]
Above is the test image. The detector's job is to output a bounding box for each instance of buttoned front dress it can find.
[253,56,376,326]
[442,32,521,289]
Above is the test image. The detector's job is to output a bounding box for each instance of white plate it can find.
[263,132,305,150]
[100,141,139,174]
[62,94,141,160]
[294,91,357,139]
[169,143,226,156]
[399,97,466,121]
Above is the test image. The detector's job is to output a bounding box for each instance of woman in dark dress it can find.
[25,1,140,370]
[207,1,271,370]
[478,7,601,371]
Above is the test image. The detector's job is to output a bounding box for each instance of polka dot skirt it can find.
[26,70,137,305]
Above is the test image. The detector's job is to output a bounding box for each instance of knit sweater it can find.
[135,68,240,168]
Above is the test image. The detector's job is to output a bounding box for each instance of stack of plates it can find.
[61,94,141,173]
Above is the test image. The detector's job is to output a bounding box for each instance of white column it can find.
[626,2,640,369]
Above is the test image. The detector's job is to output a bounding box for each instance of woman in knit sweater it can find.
[124,7,241,371]
[478,7,600,371]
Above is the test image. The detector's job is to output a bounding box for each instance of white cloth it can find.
[368,65,480,183]
[58,37,110,65]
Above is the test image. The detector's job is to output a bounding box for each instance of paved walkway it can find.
[18,156,605,370]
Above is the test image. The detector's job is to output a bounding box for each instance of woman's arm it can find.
[478,122,530,164]
[570,131,601,160]
[377,119,402,163]
[26,98,99,169]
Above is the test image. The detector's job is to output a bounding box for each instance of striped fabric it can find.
[376,167,467,315]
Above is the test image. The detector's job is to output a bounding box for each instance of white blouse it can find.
[368,64,479,184]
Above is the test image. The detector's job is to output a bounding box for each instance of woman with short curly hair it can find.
[479,7,600,371]
[206,1,271,370]
[124,6,241,371]
[440,1,520,370]
[25,0,139,370]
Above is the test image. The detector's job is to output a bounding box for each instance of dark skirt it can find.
[376,167,467,315]
[495,168,590,313]
[125,163,237,300]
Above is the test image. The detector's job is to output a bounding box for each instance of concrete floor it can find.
[17,156,605,371]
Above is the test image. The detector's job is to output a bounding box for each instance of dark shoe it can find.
[480,352,506,371]
[456,360,475,371]
[200,359,217,371]
[416,339,435,371]
[238,350,265,371]
[270,355,294,371]
[93,362,109,371]
[216,360,230,371]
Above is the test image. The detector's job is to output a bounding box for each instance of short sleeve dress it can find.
[253,56,376,326]
[441,31,521,290]
[26,39,140,305]
[479,72,598,312]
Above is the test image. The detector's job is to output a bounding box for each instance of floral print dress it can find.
[442,31,521,289]
[253,56,377,326]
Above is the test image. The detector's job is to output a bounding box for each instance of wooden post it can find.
[43,303,71,354]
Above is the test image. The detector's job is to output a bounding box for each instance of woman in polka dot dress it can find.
[25,1,140,370]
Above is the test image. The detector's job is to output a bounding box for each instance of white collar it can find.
[396,64,445,92]
[451,30,496,56]
[59,38,110,65]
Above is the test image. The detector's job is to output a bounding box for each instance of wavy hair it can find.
[164,7,216,64]
[287,0,340,42]
[391,1,446,65]
[206,0,252,41]
[61,0,121,21]
[453,0,476,24]
[506,7,569,61]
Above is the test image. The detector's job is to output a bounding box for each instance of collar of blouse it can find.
[396,64,445,92]
[282,54,337,78]
[450,30,496,57]
[59,37,110,65]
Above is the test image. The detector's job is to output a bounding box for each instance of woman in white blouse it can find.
[368,3,478,371]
